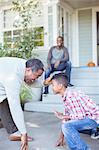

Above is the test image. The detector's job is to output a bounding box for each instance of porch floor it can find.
[0,111,99,150]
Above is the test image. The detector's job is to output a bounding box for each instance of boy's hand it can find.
[43,76,52,86]
[54,111,63,120]
[56,132,65,147]
[54,111,70,121]
[54,60,60,68]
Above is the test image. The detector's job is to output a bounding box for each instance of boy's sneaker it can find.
[91,131,99,139]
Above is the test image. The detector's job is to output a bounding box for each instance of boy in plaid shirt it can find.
[47,73,99,150]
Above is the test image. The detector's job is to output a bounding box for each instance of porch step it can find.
[71,79,99,86]
[24,93,99,113]
[71,72,99,79]
[73,86,99,94]
[42,94,62,104]
[25,101,64,113]
[71,67,99,79]
[25,67,99,113]
[42,93,99,104]
[49,85,99,95]
[72,67,99,72]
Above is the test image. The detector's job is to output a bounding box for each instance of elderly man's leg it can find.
[0,99,33,142]
[0,118,3,128]
[0,99,18,134]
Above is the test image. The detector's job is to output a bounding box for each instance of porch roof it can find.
[65,0,99,9]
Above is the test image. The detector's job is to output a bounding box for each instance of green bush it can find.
[20,84,32,104]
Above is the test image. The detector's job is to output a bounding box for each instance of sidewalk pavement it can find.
[0,112,99,150]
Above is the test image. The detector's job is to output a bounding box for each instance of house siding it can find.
[78,9,92,66]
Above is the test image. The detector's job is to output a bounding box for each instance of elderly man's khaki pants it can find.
[0,99,18,134]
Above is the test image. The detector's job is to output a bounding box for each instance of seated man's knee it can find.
[66,61,72,67]
[45,68,51,75]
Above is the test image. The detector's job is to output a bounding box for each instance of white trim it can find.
[92,8,97,65]
[68,13,72,57]
[64,10,67,47]
[53,4,58,45]
[72,10,79,66]
[59,0,73,12]
[77,6,99,11]
[43,5,49,49]
[0,10,4,46]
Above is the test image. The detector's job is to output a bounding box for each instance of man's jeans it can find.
[44,61,71,93]
[62,118,97,150]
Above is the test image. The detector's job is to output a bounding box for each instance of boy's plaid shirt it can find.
[63,88,99,123]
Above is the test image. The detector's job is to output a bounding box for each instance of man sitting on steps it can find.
[44,36,73,94]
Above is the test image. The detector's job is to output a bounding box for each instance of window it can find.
[3,9,18,29]
[4,31,12,48]
[3,30,22,49]
[3,8,44,48]
[3,27,44,49]
[33,27,44,46]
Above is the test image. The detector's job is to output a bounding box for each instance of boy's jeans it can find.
[62,118,97,150]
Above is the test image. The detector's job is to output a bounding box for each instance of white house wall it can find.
[78,9,92,66]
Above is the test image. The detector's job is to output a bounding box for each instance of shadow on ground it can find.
[0,112,99,150]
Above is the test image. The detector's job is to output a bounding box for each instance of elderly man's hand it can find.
[54,60,60,68]
[21,133,28,150]
[43,76,52,86]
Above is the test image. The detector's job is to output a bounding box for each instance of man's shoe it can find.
[91,131,99,139]
[0,120,3,128]
[68,83,74,87]
[9,135,33,141]
[43,91,48,94]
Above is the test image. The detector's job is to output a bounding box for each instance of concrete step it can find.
[42,94,62,104]
[89,94,99,104]
[48,85,99,95]
[25,101,64,113]
[25,67,99,113]
[71,79,99,86]
[25,93,99,112]
[72,67,99,72]
[42,93,99,104]
[71,72,99,79]
[75,86,99,94]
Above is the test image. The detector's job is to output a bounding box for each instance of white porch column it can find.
[52,3,58,45]
[43,4,49,49]
[92,8,98,65]
[71,10,79,67]
[43,0,59,47]
[0,10,4,47]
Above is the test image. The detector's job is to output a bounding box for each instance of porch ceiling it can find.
[65,0,99,9]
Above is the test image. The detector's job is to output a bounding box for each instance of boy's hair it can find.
[51,73,68,87]
[26,58,44,72]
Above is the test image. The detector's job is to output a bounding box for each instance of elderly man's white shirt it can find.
[0,57,26,134]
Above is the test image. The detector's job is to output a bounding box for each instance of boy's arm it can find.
[54,111,70,121]
[56,130,64,147]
